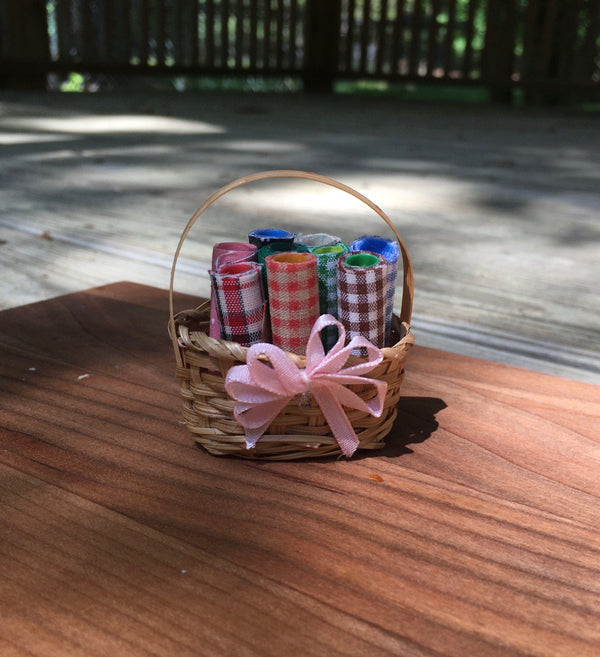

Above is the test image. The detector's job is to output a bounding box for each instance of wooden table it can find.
[1,282,598,657]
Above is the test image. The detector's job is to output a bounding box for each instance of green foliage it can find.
[60,72,85,92]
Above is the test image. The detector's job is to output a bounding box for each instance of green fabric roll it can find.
[312,242,349,351]
[311,242,349,316]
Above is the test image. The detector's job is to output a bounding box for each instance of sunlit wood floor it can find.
[1,90,598,382]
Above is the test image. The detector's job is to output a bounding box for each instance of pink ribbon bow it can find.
[224,314,387,457]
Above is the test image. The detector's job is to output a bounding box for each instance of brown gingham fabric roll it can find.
[336,251,388,349]
[264,252,320,355]
[210,262,265,347]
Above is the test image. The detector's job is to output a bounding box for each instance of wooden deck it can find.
[1,90,599,382]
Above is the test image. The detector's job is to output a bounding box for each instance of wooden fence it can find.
[1,0,599,100]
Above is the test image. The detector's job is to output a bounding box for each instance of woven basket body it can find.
[169,170,415,460]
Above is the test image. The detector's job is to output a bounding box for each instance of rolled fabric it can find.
[337,251,388,349]
[257,241,309,268]
[295,233,342,249]
[209,242,258,338]
[210,262,265,346]
[312,242,349,351]
[248,228,296,248]
[312,242,349,316]
[257,241,309,295]
[264,252,320,355]
[350,235,399,344]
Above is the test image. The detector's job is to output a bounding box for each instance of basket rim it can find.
[172,302,415,371]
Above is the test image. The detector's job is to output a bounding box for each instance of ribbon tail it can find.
[312,386,360,458]
[234,398,290,449]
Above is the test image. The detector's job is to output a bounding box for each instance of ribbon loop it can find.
[224,314,387,457]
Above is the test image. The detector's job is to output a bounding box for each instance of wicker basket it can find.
[168,170,415,460]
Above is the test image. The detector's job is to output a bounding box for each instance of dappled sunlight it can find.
[218,139,306,153]
[3,114,226,135]
[1,92,598,381]
[0,131,78,145]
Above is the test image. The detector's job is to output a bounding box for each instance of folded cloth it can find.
[312,242,349,351]
[248,229,296,248]
[210,262,265,346]
[209,242,258,338]
[264,252,320,355]
[350,235,399,344]
[295,233,342,249]
[337,251,388,349]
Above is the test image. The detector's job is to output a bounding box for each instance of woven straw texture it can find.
[169,170,415,460]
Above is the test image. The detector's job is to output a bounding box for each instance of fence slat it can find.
[219,0,228,68]
[582,0,600,80]
[442,0,457,76]
[461,0,477,77]
[139,0,149,64]
[483,0,516,100]
[390,0,405,76]
[344,0,356,72]
[359,0,371,73]
[408,0,424,77]
[81,0,94,62]
[426,0,442,75]
[235,0,243,68]
[521,0,539,81]
[104,0,113,63]
[274,0,282,68]
[538,0,559,79]
[556,0,582,81]
[291,0,301,69]
[374,0,388,75]
[206,0,215,67]
[122,0,133,65]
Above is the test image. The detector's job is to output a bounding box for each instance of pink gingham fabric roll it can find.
[209,242,257,338]
[336,251,389,349]
[264,252,320,355]
[210,262,265,346]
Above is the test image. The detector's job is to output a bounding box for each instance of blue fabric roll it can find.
[248,229,296,248]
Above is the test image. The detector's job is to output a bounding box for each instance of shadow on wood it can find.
[381,396,447,458]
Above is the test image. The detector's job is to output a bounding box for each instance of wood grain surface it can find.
[0,282,599,657]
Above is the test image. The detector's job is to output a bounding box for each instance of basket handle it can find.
[169,170,414,365]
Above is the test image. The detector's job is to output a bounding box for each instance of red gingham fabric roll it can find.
[336,251,388,348]
[265,252,320,355]
[209,242,257,338]
[210,262,265,346]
